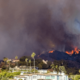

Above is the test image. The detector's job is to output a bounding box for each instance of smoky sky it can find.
[0,0,80,59]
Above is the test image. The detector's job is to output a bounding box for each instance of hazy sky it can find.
[0,0,80,59]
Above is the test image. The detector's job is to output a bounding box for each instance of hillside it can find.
[36,50,80,68]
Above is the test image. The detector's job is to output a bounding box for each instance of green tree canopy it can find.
[15,56,18,60]
[31,52,36,59]
[59,66,66,73]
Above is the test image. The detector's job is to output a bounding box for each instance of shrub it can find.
[13,72,20,75]
[6,73,14,78]
[74,75,80,80]
[47,70,50,73]
[1,77,9,80]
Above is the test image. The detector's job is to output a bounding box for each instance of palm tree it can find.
[7,61,10,72]
[29,59,31,73]
[31,52,36,73]
[3,57,8,65]
[15,56,18,67]
[51,63,55,70]
[79,69,80,74]
[25,58,28,72]
[15,56,18,59]
[55,65,59,74]
[3,57,8,69]
[51,64,59,74]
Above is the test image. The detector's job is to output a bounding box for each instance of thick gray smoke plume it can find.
[0,0,80,59]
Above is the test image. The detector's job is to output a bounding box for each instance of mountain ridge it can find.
[36,50,80,68]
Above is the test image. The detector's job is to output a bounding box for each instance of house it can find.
[38,69,47,74]
[48,69,53,72]
[19,66,37,70]
[10,66,20,72]
[7,59,12,62]
[14,71,68,80]
[10,66,38,72]
[12,59,19,63]
[14,73,62,80]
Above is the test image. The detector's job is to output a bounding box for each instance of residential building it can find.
[14,73,62,80]
[14,70,68,80]
[12,59,19,63]
[10,66,38,72]
[7,59,12,62]
[38,69,47,74]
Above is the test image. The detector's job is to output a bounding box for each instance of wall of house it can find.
[14,72,68,80]
[31,75,57,80]
[38,70,47,74]
[62,75,68,80]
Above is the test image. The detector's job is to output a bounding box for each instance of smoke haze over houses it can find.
[0,0,80,59]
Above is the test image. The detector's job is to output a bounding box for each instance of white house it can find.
[14,73,61,80]
[10,66,38,72]
[14,71,68,80]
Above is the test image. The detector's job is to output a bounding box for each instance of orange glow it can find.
[65,51,72,55]
[65,47,80,55]
[48,50,54,53]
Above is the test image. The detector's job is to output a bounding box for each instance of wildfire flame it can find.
[65,47,80,55]
[38,47,80,57]
[48,50,54,53]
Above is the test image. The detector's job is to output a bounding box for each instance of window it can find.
[51,76,55,79]
[66,76,68,80]
[57,76,59,80]
[46,76,50,79]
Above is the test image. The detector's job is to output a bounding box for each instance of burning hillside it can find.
[65,47,80,55]
[48,50,54,53]
[38,45,80,56]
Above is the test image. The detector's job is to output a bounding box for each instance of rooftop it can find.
[15,73,62,77]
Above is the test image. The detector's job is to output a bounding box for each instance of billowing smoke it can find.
[0,0,80,59]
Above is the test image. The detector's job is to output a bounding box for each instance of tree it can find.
[55,65,59,74]
[59,66,66,74]
[15,56,18,66]
[42,63,48,69]
[47,61,52,68]
[7,61,10,72]
[51,64,59,74]
[3,58,8,65]
[3,58,8,70]
[25,58,28,72]
[15,56,18,60]
[31,52,36,73]
[20,56,31,62]
[38,64,42,69]
[1,77,9,80]
[51,64,55,70]
[79,69,80,74]
[74,75,80,80]
[29,59,31,73]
